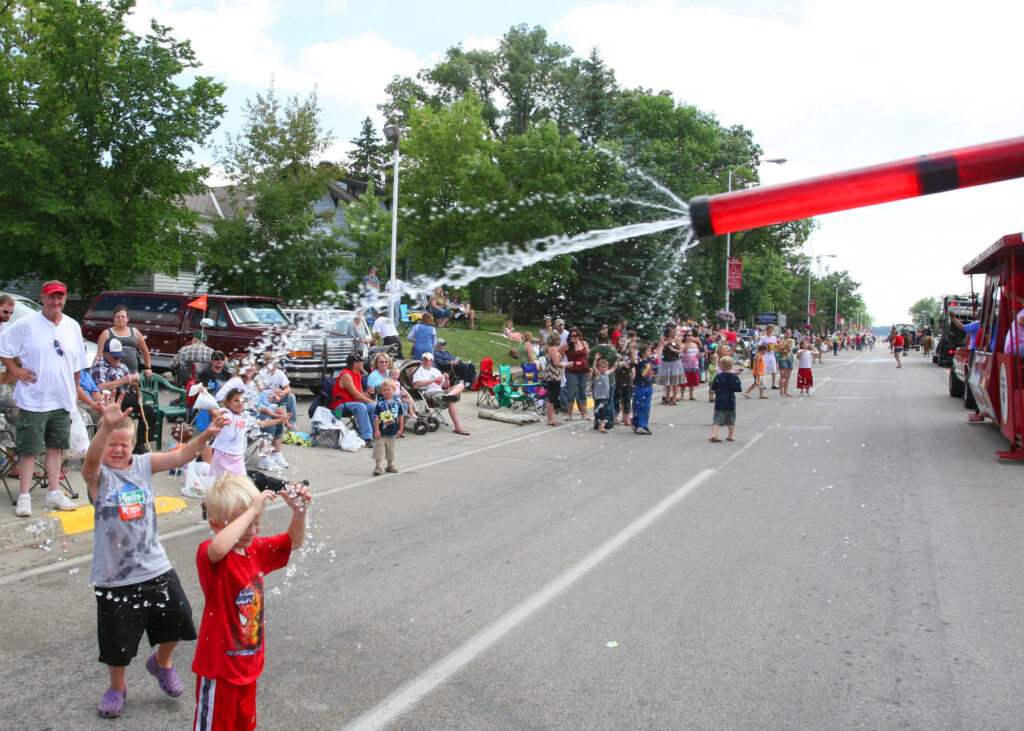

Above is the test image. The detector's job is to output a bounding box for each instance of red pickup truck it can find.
[81,291,355,391]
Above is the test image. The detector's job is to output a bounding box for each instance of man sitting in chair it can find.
[91,339,157,454]
[412,352,470,435]
[432,338,476,388]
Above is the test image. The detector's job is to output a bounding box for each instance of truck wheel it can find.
[949,369,964,398]
[964,383,977,410]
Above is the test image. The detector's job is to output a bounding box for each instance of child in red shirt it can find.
[192,474,311,730]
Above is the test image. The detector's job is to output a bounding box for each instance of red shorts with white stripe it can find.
[194,675,257,731]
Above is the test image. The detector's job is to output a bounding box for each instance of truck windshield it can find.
[228,302,289,326]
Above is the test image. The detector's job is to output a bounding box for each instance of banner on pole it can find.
[836,313,842,326]
[727,257,743,290]
[809,300,817,317]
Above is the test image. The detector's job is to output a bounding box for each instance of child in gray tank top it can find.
[83,392,228,719]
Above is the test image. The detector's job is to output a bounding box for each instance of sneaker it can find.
[364,439,374,449]
[385,465,399,473]
[14,493,31,517]
[45,491,76,511]
[272,453,289,468]
[97,688,126,718]
[373,466,383,476]
[146,651,184,697]
[257,457,282,471]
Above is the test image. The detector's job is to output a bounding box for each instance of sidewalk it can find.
[0,396,528,551]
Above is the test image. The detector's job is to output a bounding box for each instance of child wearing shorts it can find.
[372,379,403,475]
[193,473,311,730]
[709,356,742,442]
[744,344,768,399]
[83,392,229,719]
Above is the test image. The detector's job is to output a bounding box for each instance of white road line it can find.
[815,396,878,400]
[341,468,716,731]
[827,379,896,383]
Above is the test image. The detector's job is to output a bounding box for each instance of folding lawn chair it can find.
[473,357,500,407]
[494,365,529,410]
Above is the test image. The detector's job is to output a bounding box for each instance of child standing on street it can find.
[744,344,769,399]
[632,343,656,435]
[209,388,288,478]
[709,356,742,442]
[372,379,404,474]
[193,473,311,731]
[83,393,229,719]
[591,358,613,433]
[797,340,819,395]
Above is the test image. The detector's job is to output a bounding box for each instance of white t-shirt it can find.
[412,365,444,394]
[0,311,84,412]
[797,349,814,369]
[209,411,253,455]
[372,317,399,339]
[258,367,289,391]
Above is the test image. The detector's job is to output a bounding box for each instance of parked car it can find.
[2,292,98,363]
[81,291,357,392]
[283,307,400,367]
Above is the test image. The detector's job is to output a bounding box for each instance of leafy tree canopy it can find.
[0,0,225,298]
[199,84,350,300]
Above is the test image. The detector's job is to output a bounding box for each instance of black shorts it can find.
[544,380,561,404]
[95,569,197,666]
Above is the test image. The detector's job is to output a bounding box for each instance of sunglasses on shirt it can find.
[53,339,64,357]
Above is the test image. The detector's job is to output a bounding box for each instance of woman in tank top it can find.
[93,305,153,376]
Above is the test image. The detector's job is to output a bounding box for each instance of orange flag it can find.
[187,294,208,310]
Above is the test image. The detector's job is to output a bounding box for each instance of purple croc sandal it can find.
[98,688,126,718]
[146,651,184,697]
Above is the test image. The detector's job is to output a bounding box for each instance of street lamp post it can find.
[724,158,786,316]
[835,284,840,330]
[383,124,401,319]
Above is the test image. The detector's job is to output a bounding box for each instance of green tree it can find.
[199,84,349,300]
[398,95,506,275]
[339,182,393,290]
[908,296,941,328]
[0,0,225,297]
[346,117,388,191]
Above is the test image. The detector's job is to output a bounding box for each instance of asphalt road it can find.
[2,348,1022,730]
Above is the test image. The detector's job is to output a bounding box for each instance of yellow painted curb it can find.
[47,496,191,536]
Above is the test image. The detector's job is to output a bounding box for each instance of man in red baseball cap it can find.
[0,279,84,516]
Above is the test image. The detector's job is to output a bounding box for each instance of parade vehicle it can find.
[951,232,1024,460]
[892,323,919,350]
[82,292,356,391]
[934,293,979,367]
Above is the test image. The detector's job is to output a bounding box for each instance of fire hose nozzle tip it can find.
[688,195,714,238]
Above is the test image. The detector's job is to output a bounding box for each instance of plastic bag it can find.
[68,408,90,459]
[338,427,363,452]
[181,460,214,498]
[193,390,220,412]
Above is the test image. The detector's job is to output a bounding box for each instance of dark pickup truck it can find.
[81,291,356,391]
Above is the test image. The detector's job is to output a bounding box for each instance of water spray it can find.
[689,136,1024,238]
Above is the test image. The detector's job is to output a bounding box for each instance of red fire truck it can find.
[951,232,1024,459]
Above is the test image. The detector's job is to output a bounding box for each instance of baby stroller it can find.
[397,360,444,435]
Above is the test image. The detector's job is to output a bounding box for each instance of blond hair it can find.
[378,378,397,393]
[718,356,734,371]
[204,473,260,524]
[110,416,136,444]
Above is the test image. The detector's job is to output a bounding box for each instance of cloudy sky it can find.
[128,0,1024,325]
